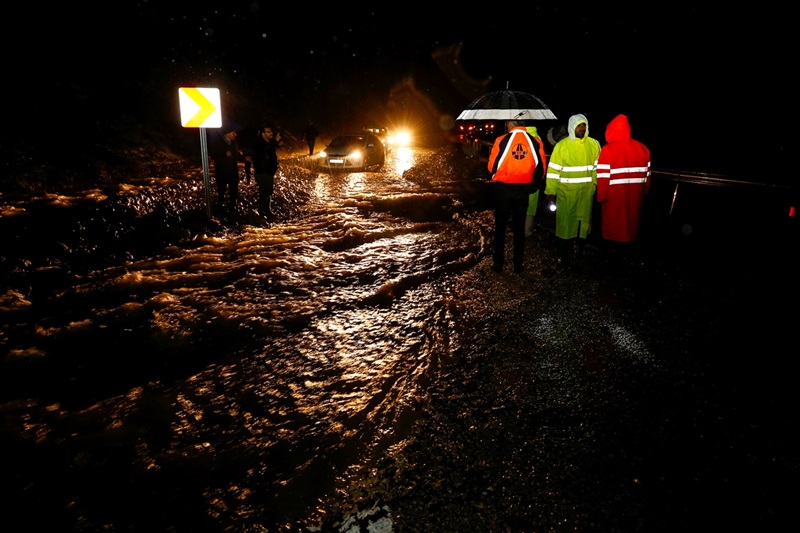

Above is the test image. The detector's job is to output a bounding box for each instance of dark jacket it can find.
[252,135,280,175]
[210,133,245,180]
[302,124,318,142]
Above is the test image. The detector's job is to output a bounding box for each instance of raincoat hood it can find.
[604,114,632,144]
[567,114,589,141]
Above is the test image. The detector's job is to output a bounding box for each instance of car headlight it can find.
[348,150,364,161]
[393,130,411,147]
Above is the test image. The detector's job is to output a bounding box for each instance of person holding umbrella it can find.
[487,119,546,274]
[545,113,601,263]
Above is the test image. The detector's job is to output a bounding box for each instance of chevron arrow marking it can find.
[179,87,222,128]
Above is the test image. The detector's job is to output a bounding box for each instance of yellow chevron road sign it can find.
[179,87,222,128]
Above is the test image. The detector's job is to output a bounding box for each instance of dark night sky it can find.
[11,2,791,180]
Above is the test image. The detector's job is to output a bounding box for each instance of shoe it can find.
[514,265,524,274]
[491,263,503,273]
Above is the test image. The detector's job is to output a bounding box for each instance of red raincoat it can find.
[596,114,651,242]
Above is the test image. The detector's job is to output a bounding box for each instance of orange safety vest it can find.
[487,127,544,185]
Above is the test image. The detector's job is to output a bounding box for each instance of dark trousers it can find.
[306,139,316,155]
[216,173,239,212]
[255,172,276,214]
[493,182,530,269]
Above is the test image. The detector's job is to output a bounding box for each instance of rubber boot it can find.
[525,215,534,237]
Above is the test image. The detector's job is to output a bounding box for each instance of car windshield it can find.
[329,135,365,148]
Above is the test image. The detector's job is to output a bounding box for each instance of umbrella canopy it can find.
[456,90,557,121]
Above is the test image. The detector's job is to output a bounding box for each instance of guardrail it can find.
[652,168,792,190]
[651,169,797,220]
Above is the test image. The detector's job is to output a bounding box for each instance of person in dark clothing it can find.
[487,119,546,274]
[252,125,283,218]
[209,127,248,215]
[300,121,318,156]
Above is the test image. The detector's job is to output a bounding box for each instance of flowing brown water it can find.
[1,146,500,530]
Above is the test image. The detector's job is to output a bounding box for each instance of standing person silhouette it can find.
[301,121,318,156]
[209,124,248,217]
[487,119,546,274]
[523,125,548,237]
[545,113,601,263]
[252,125,283,219]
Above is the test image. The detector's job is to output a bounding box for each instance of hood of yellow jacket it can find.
[567,113,588,142]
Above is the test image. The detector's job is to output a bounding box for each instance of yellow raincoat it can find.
[544,114,601,239]
[525,126,547,217]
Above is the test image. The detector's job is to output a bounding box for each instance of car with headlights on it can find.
[319,133,386,170]
[363,126,391,151]
[363,126,414,152]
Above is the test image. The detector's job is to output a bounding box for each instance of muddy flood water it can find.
[1,145,798,532]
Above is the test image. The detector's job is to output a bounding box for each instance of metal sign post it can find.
[199,128,212,217]
[178,87,222,218]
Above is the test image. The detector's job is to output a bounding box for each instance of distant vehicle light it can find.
[363,126,390,149]
[392,129,412,147]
